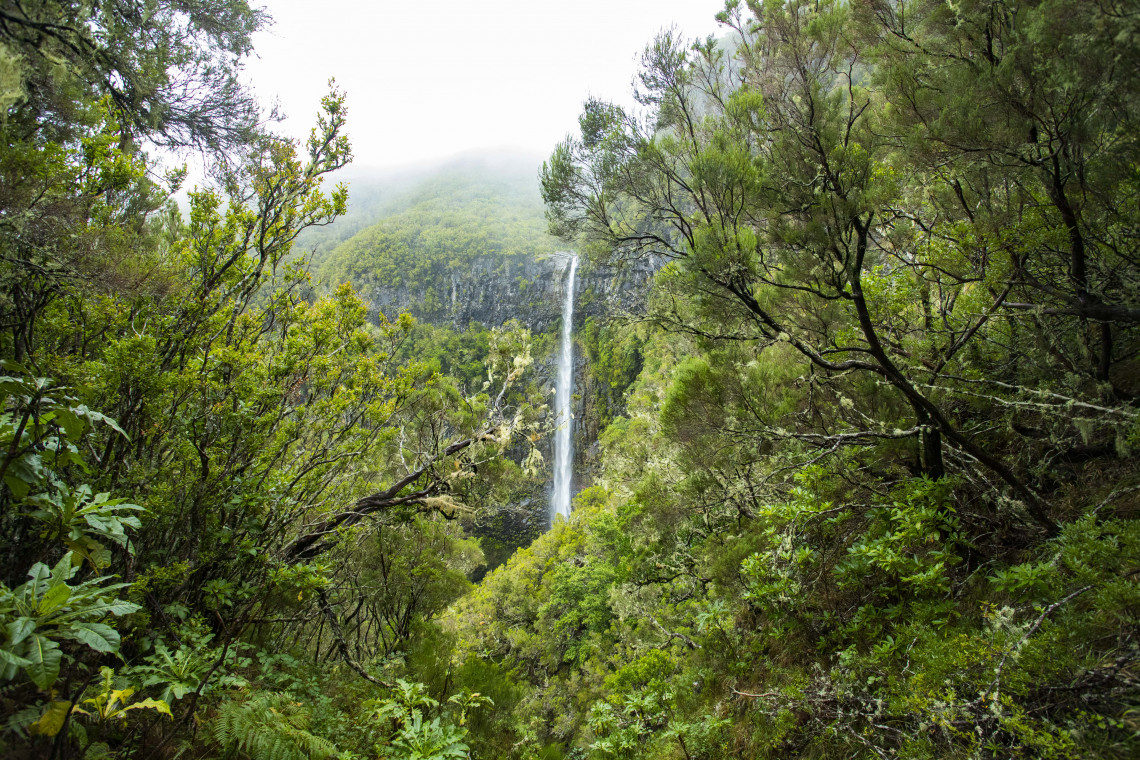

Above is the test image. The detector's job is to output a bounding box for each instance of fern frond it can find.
[211,692,340,760]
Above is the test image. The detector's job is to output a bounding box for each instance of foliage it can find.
[357,679,487,760]
[388,711,470,760]
[212,691,341,760]
[0,553,138,691]
[578,317,646,433]
[3,1,1138,759]
[1,0,267,151]
[448,2,1140,758]
[0,2,544,756]
[74,666,172,725]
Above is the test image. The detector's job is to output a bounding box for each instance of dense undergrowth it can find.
[452,332,1139,758]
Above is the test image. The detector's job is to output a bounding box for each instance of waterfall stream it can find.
[551,254,578,524]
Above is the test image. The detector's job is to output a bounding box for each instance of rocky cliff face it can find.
[359,248,655,465]
[362,251,655,334]
[365,250,654,438]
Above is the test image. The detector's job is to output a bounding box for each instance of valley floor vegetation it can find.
[2,1,1138,760]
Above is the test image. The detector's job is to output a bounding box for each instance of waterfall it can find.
[551,254,578,524]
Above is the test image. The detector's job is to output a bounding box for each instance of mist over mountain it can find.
[297,151,554,262]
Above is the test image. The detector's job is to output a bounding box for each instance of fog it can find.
[244,0,728,170]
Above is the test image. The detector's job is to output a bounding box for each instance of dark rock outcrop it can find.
[363,251,657,334]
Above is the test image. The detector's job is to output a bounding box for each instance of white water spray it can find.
[551,255,578,524]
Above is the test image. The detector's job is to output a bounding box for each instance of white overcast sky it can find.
[243,0,729,170]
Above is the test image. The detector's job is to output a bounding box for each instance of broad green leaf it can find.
[0,646,33,669]
[54,598,140,621]
[26,561,51,585]
[87,542,113,569]
[6,451,44,488]
[73,579,131,594]
[59,448,90,473]
[84,742,111,759]
[54,408,85,441]
[50,552,77,585]
[111,686,136,705]
[64,622,120,653]
[0,377,32,396]
[0,362,34,377]
[5,471,31,499]
[1,658,21,681]
[119,697,172,718]
[81,409,128,439]
[8,617,35,646]
[25,635,62,690]
[65,539,105,570]
[38,582,72,615]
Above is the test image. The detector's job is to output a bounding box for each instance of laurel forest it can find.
[0,2,1137,759]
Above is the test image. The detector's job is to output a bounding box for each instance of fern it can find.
[211,692,340,760]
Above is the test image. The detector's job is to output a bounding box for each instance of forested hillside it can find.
[295,154,552,258]
[316,163,558,325]
[1,1,1138,760]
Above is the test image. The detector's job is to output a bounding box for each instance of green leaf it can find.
[50,552,78,585]
[59,448,90,473]
[25,635,62,690]
[84,742,111,760]
[5,470,32,499]
[25,560,52,587]
[0,646,33,669]
[79,408,128,440]
[8,617,35,646]
[54,407,85,441]
[54,598,140,621]
[64,622,120,654]
[0,362,34,378]
[38,582,72,615]
[120,697,172,718]
[1,659,22,681]
[0,377,33,397]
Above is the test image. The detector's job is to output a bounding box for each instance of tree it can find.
[864,0,1140,384]
[541,0,1139,535]
[0,0,267,151]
